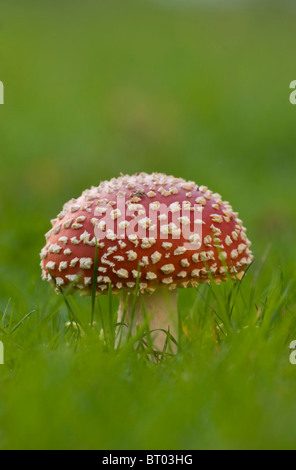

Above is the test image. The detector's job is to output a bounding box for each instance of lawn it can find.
[0,0,296,450]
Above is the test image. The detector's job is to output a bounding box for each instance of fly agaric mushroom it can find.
[40,172,253,351]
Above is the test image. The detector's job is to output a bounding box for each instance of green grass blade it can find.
[91,238,99,325]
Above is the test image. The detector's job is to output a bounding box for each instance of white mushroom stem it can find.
[117,288,178,354]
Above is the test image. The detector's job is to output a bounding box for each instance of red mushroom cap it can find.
[40,172,253,294]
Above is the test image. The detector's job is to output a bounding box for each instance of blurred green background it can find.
[1,0,296,299]
[1,0,296,450]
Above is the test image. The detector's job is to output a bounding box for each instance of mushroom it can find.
[40,172,253,352]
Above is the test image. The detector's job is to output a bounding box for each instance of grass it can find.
[1,0,296,450]
[1,250,296,449]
